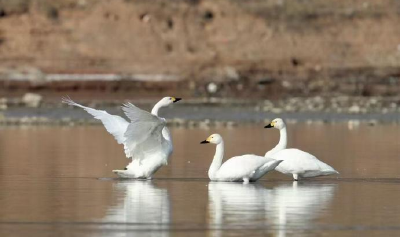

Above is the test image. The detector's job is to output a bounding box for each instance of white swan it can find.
[200,134,282,183]
[62,96,181,179]
[264,118,338,181]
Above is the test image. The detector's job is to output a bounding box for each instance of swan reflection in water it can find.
[103,180,170,237]
[208,182,337,237]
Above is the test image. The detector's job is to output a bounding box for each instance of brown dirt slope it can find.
[0,0,400,98]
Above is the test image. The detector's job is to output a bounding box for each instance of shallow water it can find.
[0,124,400,236]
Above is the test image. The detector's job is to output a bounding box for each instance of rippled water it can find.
[0,124,400,236]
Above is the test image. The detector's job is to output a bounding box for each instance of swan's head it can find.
[200,134,223,145]
[159,97,182,106]
[264,118,285,130]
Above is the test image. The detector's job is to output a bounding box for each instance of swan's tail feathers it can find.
[113,169,150,179]
[261,159,284,172]
[271,160,284,170]
[322,169,339,176]
[317,161,339,176]
[332,170,340,175]
[113,170,135,178]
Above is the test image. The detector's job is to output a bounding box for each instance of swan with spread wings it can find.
[62,96,181,179]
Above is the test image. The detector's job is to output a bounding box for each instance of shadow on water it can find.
[208,182,337,237]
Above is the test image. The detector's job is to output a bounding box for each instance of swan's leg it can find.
[243,178,250,184]
[293,174,299,181]
[146,176,153,180]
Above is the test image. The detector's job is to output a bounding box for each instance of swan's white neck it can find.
[266,127,287,157]
[151,100,164,116]
[208,141,224,180]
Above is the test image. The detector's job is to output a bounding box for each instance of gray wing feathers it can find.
[63,98,167,160]
[124,122,165,159]
[62,97,130,155]
[122,103,166,160]
[121,102,160,123]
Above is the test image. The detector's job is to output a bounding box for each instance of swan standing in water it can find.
[200,134,282,183]
[264,118,338,181]
[62,96,181,179]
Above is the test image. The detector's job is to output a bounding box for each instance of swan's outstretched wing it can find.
[62,97,131,157]
[122,103,167,161]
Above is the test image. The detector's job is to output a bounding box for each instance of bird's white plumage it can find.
[271,148,338,178]
[265,118,338,180]
[214,154,278,182]
[122,102,167,161]
[62,97,176,178]
[202,134,282,183]
[62,98,132,157]
[251,158,284,181]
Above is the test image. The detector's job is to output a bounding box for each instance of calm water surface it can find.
[0,124,400,236]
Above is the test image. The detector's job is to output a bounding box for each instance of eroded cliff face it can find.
[0,0,400,98]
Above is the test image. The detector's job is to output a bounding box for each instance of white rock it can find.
[0,98,7,110]
[207,82,218,94]
[348,105,361,113]
[22,93,43,108]
[225,66,239,80]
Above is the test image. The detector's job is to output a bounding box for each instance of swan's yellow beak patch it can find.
[200,136,211,144]
[264,121,274,128]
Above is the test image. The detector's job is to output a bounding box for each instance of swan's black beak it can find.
[200,140,209,144]
[173,98,182,103]
[264,123,273,128]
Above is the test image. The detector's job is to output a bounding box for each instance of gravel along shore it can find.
[0,96,399,126]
